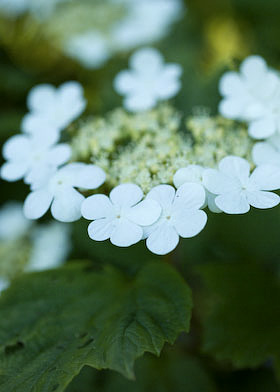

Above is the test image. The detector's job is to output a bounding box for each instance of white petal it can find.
[27,84,56,112]
[240,55,267,83]
[246,190,279,209]
[57,81,86,119]
[173,165,204,188]
[124,92,157,112]
[250,164,280,191]
[23,190,53,220]
[1,162,29,181]
[218,98,244,119]
[219,156,250,183]
[215,191,250,214]
[248,117,276,139]
[219,72,244,96]
[156,64,182,99]
[146,222,179,255]
[47,144,72,166]
[88,218,114,241]
[174,210,207,238]
[81,194,114,220]
[21,113,59,137]
[2,134,30,160]
[51,187,84,222]
[127,199,161,226]
[203,169,240,195]
[175,183,206,210]
[71,164,106,189]
[252,142,279,166]
[110,218,143,247]
[146,184,175,209]
[206,191,222,213]
[110,183,143,208]
[130,48,163,74]
[114,71,137,94]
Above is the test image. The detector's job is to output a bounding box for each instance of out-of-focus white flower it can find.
[1,131,71,184]
[252,134,280,166]
[23,163,106,222]
[173,165,222,213]
[143,183,207,255]
[65,31,111,69]
[0,0,66,18]
[203,156,280,214]
[0,277,9,294]
[112,0,184,50]
[0,201,32,241]
[81,183,161,247]
[114,47,182,112]
[26,221,71,272]
[219,55,280,139]
[21,81,86,136]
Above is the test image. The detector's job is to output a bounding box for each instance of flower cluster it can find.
[2,51,280,256]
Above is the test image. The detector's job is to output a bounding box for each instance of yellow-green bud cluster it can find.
[71,105,254,193]
[0,238,31,281]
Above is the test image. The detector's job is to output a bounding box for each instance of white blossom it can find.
[26,221,71,272]
[1,131,71,184]
[65,31,111,69]
[0,277,9,295]
[143,183,207,255]
[0,0,66,18]
[112,0,184,50]
[203,156,280,214]
[114,47,182,112]
[219,55,280,140]
[173,165,222,213]
[81,183,161,247]
[252,134,280,166]
[0,201,32,241]
[23,163,106,222]
[21,81,86,136]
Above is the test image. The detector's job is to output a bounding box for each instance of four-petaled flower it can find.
[114,47,182,112]
[21,81,86,137]
[81,183,162,247]
[253,134,280,166]
[219,55,280,139]
[23,163,106,222]
[1,131,71,185]
[203,156,280,214]
[173,165,221,213]
[143,183,207,255]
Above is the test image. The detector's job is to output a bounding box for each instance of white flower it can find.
[219,55,280,139]
[65,31,111,69]
[21,81,86,136]
[26,221,71,272]
[173,165,222,213]
[143,183,207,255]
[23,163,106,222]
[81,183,161,247]
[0,277,9,295]
[0,0,28,16]
[0,201,32,241]
[252,134,280,166]
[0,0,66,18]
[203,156,280,214]
[112,0,184,50]
[114,47,182,112]
[1,131,71,184]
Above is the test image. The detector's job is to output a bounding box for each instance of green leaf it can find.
[197,262,280,373]
[67,349,218,392]
[0,262,192,392]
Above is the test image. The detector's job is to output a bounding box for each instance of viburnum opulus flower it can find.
[21,81,86,137]
[143,183,207,255]
[173,165,221,213]
[0,131,71,184]
[0,202,32,241]
[114,47,182,112]
[252,134,280,166]
[219,55,280,139]
[24,163,106,222]
[81,183,161,247]
[203,156,280,214]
